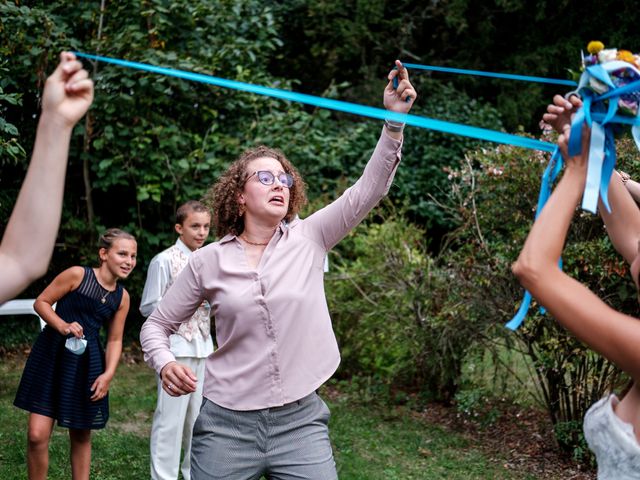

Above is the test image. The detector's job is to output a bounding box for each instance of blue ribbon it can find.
[401,62,578,87]
[74,52,555,153]
[506,148,564,330]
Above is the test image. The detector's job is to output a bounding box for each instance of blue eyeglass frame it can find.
[247,170,294,188]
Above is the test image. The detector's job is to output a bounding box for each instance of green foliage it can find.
[271,0,640,132]
[0,0,294,302]
[395,79,503,230]
[553,420,592,464]
[0,77,25,164]
[326,202,482,403]
[454,387,501,428]
[0,0,506,309]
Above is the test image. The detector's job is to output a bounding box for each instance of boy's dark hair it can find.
[176,200,209,225]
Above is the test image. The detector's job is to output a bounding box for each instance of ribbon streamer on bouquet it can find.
[567,62,640,213]
[397,62,578,87]
[505,148,564,330]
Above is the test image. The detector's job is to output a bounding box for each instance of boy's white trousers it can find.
[150,356,206,480]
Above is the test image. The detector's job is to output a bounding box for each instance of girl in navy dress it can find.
[14,228,137,480]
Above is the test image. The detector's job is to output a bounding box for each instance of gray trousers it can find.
[191,392,338,480]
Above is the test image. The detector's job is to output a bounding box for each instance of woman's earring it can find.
[238,204,245,217]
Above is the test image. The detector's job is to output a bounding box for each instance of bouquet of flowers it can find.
[581,41,640,116]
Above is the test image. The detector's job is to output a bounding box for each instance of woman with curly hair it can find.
[140,61,417,480]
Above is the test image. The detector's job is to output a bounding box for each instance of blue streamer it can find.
[366,58,640,331]
[74,52,555,153]
[506,148,564,331]
[582,122,606,213]
[72,51,565,332]
[401,62,578,87]
[600,128,616,213]
[505,291,533,331]
[568,106,587,156]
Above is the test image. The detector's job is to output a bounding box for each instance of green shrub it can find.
[326,202,482,403]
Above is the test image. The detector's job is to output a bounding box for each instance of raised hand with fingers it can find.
[42,51,94,127]
[542,93,583,133]
[384,60,417,114]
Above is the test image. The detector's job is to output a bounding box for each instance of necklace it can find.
[94,269,115,304]
[240,234,270,246]
[100,290,110,304]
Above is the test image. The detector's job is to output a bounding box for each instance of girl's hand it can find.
[90,373,111,401]
[59,320,83,338]
[542,94,582,133]
[384,60,417,114]
[558,123,590,173]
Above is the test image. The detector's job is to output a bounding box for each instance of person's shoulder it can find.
[117,287,131,309]
[62,265,87,280]
[286,216,302,228]
[150,243,178,264]
[52,265,86,291]
[191,238,227,261]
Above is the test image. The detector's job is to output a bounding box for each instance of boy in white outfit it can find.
[140,200,213,480]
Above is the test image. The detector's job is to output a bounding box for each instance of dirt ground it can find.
[415,400,596,479]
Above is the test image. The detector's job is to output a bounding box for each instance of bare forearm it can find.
[0,113,73,295]
[598,172,640,263]
[104,339,123,378]
[34,299,68,333]
[624,177,640,204]
[516,166,585,277]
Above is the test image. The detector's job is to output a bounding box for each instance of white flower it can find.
[598,48,618,63]
[588,76,609,94]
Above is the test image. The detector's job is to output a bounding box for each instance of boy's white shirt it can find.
[140,238,213,358]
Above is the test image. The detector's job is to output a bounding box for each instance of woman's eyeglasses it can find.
[247,170,294,188]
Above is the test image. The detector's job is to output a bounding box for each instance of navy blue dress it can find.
[14,267,123,430]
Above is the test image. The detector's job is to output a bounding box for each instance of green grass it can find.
[330,397,536,480]
[0,353,538,479]
[0,355,156,479]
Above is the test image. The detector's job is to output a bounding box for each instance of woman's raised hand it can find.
[384,60,417,114]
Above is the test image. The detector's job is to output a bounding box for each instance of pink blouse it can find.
[140,128,402,410]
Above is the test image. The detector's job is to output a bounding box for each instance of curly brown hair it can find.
[203,146,307,238]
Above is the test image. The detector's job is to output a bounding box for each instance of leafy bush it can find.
[393,79,504,231]
[326,202,483,403]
